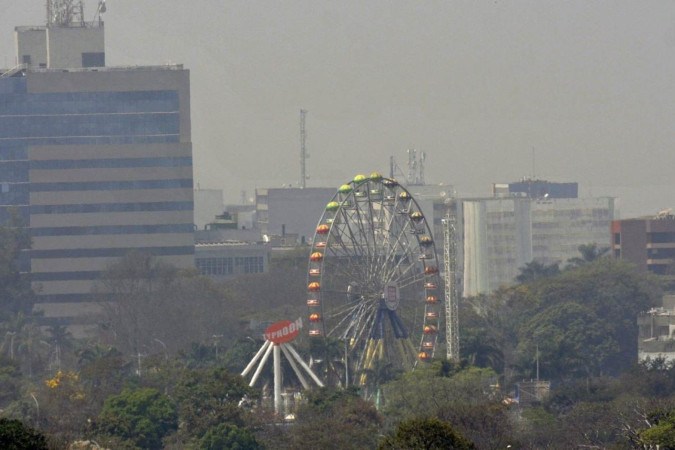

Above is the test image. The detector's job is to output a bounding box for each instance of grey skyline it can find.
[2,0,674,217]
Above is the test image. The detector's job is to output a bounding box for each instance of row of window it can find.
[196,256,265,276]
[0,135,179,147]
[0,113,180,139]
[0,90,178,115]
[30,156,192,170]
[31,245,194,259]
[31,223,194,236]
[31,201,193,215]
[31,178,193,192]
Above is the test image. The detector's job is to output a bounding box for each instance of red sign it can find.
[264,318,302,344]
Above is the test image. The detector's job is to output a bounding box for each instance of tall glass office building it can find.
[0,21,194,332]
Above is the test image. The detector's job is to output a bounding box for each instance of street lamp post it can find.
[153,338,168,361]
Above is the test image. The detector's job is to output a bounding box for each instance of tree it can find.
[279,387,382,450]
[516,302,619,381]
[382,364,514,449]
[98,252,241,355]
[96,387,177,449]
[379,417,475,450]
[173,367,257,441]
[199,423,262,450]
[515,260,560,283]
[0,418,48,450]
[639,408,675,449]
[566,243,610,268]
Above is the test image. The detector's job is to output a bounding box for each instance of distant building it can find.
[1,8,194,332]
[462,195,615,296]
[195,241,269,281]
[194,188,224,230]
[255,187,336,244]
[611,212,675,275]
[492,179,578,199]
[15,14,105,69]
[638,295,675,362]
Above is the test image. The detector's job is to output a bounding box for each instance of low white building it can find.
[638,295,675,363]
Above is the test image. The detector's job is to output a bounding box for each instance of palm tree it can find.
[515,261,560,284]
[46,325,73,371]
[566,243,610,268]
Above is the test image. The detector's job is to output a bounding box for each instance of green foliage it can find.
[566,243,610,268]
[0,418,48,450]
[199,423,262,450]
[280,387,382,449]
[379,417,475,450]
[468,258,661,382]
[640,409,675,449]
[97,387,177,449]
[382,364,513,448]
[517,302,619,380]
[98,252,239,356]
[0,357,22,407]
[173,367,256,439]
[515,260,560,283]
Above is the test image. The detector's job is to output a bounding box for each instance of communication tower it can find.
[299,109,309,188]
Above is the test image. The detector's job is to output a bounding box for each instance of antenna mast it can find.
[46,0,84,27]
[299,109,308,188]
[442,204,460,361]
[407,149,417,185]
[419,151,426,185]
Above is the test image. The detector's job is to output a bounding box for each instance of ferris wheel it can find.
[306,173,442,388]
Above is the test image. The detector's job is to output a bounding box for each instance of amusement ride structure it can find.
[306,173,443,390]
[241,319,323,415]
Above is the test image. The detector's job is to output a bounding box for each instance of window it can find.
[196,257,233,276]
[81,52,105,67]
[22,55,31,65]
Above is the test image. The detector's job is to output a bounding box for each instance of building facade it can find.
[255,187,336,244]
[612,213,675,275]
[462,196,615,296]
[195,241,269,281]
[1,20,194,330]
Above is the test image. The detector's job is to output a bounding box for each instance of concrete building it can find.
[611,212,675,275]
[462,196,615,296]
[194,188,224,230]
[195,241,268,281]
[255,187,336,244]
[1,12,194,330]
[492,179,578,199]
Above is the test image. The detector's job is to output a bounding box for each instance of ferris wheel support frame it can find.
[442,214,460,361]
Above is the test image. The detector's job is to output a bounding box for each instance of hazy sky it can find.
[2,1,674,217]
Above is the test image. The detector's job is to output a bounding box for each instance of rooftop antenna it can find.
[407,149,417,185]
[93,0,106,24]
[46,0,84,27]
[419,151,426,185]
[299,109,309,189]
